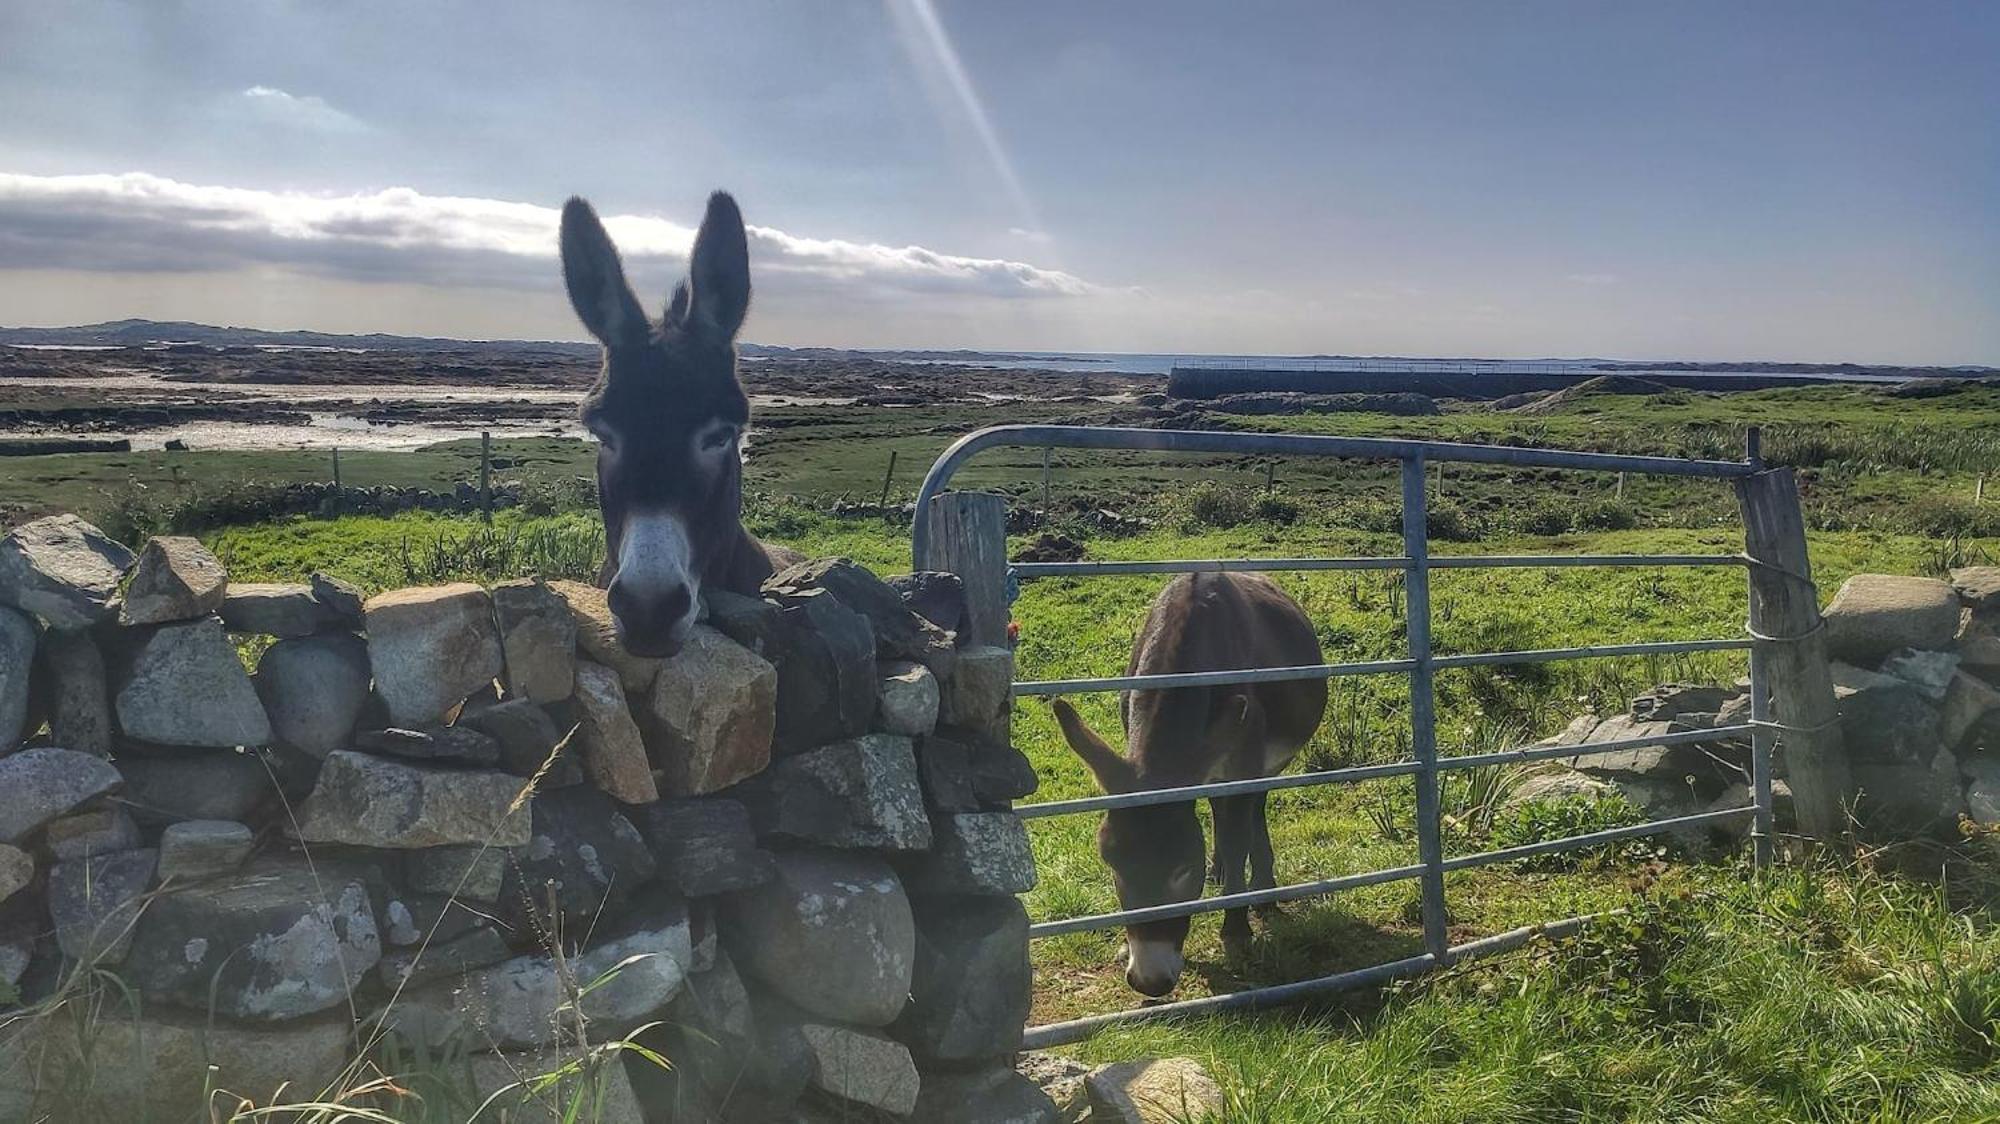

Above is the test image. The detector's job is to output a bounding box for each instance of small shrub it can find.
[1425,498,1482,542]
[1161,480,1256,530]
[1252,492,1302,526]
[1575,498,1639,531]
[1517,500,1574,537]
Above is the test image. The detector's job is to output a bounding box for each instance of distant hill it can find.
[0,319,600,355]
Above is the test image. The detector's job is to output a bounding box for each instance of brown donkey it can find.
[1051,571,1326,996]
[561,192,798,657]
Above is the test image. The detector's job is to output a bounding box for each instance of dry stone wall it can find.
[0,513,1054,1123]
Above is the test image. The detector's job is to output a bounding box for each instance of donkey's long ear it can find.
[561,197,649,349]
[1052,698,1137,794]
[685,191,751,340]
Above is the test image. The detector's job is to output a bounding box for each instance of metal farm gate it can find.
[911,424,1842,1049]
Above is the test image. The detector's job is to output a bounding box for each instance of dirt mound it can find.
[1509,374,1676,414]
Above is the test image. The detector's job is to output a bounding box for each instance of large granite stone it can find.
[722,850,915,1026]
[0,608,32,749]
[384,902,694,1050]
[767,557,957,677]
[572,659,658,804]
[548,580,664,693]
[219,582,338,637]
[291,749,530,848]
[636,798,774,897]
[365,583,505,726]
[48,847,156,964]
[122,856,381,1021]
[743,733,932,851]
[34,628,112,756]
[796,1022,920,1117]
[0,746,122,843]
[766,587,877,754]
[497,787,656,944]
[887,569,966,635]
[1834,662,1945,765]
[115,617,273,747]
[877,659,940,737]
[254,633,371,758]
[119,536,228,625]
[309,570,365,620]
[116,748,275,825]
[0,514,133,630]
[895,895,1031,1063]
[353,723,501,766]
[461,696,584,786]
[492,577,578,705]
[640,624,777,797]
[1822,575,1960,664]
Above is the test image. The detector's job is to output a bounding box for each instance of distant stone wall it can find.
[0,513,1054,1122]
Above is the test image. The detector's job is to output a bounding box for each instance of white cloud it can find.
[0,171,1098,300]
[238,86,368,133]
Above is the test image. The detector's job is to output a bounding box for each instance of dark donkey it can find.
[1051,571,1326,996]
[561,192,799,657]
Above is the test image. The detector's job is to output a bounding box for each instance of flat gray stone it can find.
[723,850,915,1026]
[1852,747,1966,834]
[35,628,112,756]
[0,608,34,748]
[376,925,514,991]
[896,895,1031,1063]
[309,570,364,619]
[120,536,228,625]
[1951,566,2000,610]
[364,583,504,726]
[115,617,273,747]
[905,810,1038,895]
[942,644,1014,746]
[384,902,694,1050]
[1879,648,1960,700]
[1967,756,2000,823]
[353,724,502,766]
[460,696,582,785]
[218,582,337,637]
[497,787,656,942]
[915,1066,1062,1124]
[292,749,529,848]
[121,856,380,1020]
[44,803,141,860]
[744,733,932,851]
[116,748,275,825]
[0,514,133,630]
[49,847,157,964]
[254,633,371,758]
[1822,574,1960,664]
[877,659,940,737]
[0,845,32,903]
[1835,662,1945,766]
[887,569,965,635]
[491,578,577,705]
[0,746,122,843]
[797,1022,919,1116]
[404,843,507,901]
[157,819,254,881]
[637,798,774,897]
[1942,671,2000,749]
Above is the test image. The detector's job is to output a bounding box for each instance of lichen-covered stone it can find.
[115,617,273,747]
[492,577,577,705]
[722,850,914,1026]
[906,810,1038,895]
[572,659,658,804]
[0,746,122,843]
[405,843,508,901]
[497,787,656,943]
[119,536,228,625]
[637,798,774,897]
[744,733,932,851]
[291,750,529,849]
[364,583,505,726]
[121,857,380,1021]
[0,514,133,630]
[254,633,371,758]
[640,625,776,797]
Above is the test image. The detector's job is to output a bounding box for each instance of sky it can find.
[0,1,1993,364]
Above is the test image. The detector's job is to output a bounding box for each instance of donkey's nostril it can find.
[606,576,695,655]
[659,583,692,625]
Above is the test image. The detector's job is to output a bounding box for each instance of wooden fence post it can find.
[479,431,493,524]
[879,450,899,519]
[921,491,1010,649]
[1736,466,1851,841]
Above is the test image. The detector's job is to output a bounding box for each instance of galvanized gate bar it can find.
[911,424,1758,564]
[1021,911,1609,1050]
[909,422,1776,1048]
[1030,862,1431,938]
[1011,553,1746,578]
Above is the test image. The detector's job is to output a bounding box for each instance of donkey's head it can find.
[562,192,752,658]
[1051,693,1266,997]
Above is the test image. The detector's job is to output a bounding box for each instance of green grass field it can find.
[14,378,2000,1119]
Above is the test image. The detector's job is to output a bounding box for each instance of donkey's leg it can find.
[1211,795,1256,959]
[1249,793,1281,920]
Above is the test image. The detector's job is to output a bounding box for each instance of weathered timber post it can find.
[879,449,899,518]
[921,491,1010,648]
[1736,466,1850,841]
[479,431,493,523]
[1040,448,1053,525]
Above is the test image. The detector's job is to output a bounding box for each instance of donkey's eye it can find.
[700,425,737,452]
